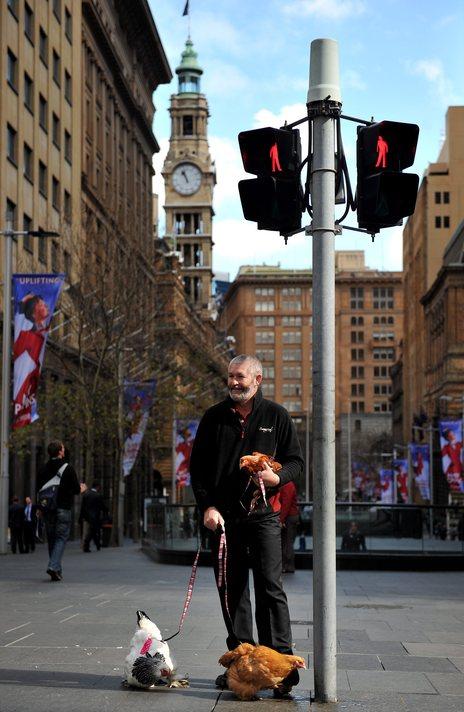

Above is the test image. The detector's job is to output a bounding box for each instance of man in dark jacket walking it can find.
[190,354,303,698]
[38,440,87,580]
[79,481,107,552]
[8,497,25,554]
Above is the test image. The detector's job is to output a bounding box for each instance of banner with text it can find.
[174,419,199,488]
[122,380,156,476]
[393,458,409,503]
[439,420,464,493]
[12,274,65,429]
[409,443,431,501]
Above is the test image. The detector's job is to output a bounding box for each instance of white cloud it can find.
[204,61,251,98]
[282,0,366,20]
[343,69,366,91]
[409,59,461,106]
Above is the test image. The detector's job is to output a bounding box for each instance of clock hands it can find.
[181,169,189,183]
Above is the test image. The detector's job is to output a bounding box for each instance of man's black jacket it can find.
[38,458,80,510]
[190,389,303,517]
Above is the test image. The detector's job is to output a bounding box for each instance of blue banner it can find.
[409,443,430,501]
[12,274,65,429]
[439,420,464,493]
[122,380,156,476]
[393,459,409,503]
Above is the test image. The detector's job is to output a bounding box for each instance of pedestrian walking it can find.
[341,520,367,552]
[190,354,303,698]
[23,496,38,553]
[8,497,25,554]
[79,481,107,552]
[38,440,87,581]
[280,481,299,573]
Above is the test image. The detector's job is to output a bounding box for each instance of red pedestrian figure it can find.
[269,142,282,172]
[376,135,388,168]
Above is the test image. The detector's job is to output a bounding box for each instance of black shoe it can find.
[273,687,294,699]
[215,673,228,689]
[47,569,61,581]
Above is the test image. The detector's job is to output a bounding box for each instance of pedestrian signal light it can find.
[238,127,303,234]
[356,120,419,232]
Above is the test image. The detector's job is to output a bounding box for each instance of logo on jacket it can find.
[259,426,273,432]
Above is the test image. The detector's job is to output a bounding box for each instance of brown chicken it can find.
[218,643,306,700]
[239,452,282,474]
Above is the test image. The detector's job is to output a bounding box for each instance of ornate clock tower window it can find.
[162,38,216,316]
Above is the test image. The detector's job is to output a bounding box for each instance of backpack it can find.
[38,463,68,514]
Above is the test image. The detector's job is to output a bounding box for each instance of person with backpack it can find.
[38,440,87,581]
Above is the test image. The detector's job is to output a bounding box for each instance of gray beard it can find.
[229,387,253,403]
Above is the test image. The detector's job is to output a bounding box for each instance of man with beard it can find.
[190,355,303,698]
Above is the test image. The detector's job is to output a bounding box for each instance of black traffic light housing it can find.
[238,127,303,234]
[356,120,419,232]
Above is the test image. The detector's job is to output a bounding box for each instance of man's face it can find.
[25,497,31,505]
[228,361,262,404]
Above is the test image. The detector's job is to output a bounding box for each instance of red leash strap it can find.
[257,473,268,506]
[216,529,234,631]
[163,544,201,642]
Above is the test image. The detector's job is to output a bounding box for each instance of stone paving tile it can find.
[403,642,464,658]
[401,693,464,712]
[425,672,464,695]
[366,629,430,642]
[346,670,436,694]
[311,691,408,712]
[426,631,464,644]
[337,630,370,642]
[336,654,383,670]
[339,640,407,655]
[449,657,464,674]
[380,654,459,673]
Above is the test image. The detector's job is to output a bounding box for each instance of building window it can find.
[52,113,60,148]
[374,366,390,378]
[38,161,47,196]
[374,384,392,396]
[52,177,60,210]
[39,94,48,131]
[255,316,275,326]
[256,331,275,344]
[283,366,301,379]
[351,401,365,413]
[53,0,61,22]
[282,383,302,397]
[64,130,72,163]
[282,349,301,361]
[283,331,301,344]
[64,70,72,104]
[255,287,275,296]
[282,400,301,413]
[373,287,394,310]
[435,216,442,228]
[24,143,33,182]
[282,299,302,311]
[255,301,274,312]
[261,383,275,397]
[351,366,364,378]
[263,366,275,379]
[64,190,71,221]
[39,27,48,65]
[282,287,301,296]
[52,50,60,86]
[351,316,364,325]
[23,213,33,252]
[7,124,17,164]
[38,228,47,263]
[51,240,60,272]
[256,349,274,362]
[24,3,34,42]
[5,199,16,230]
[350,287,364,309]
[24,72,33,112]
[8,0,18,18]
[351,383,365,396]
[182,115,193,135]
[443,191,450,204]
[350,331,364,343]
[7,49,18,91]
[444,216,450,228]
[434,191,441,204]
[351,349,364,361]
[174,212,201,235]
[373,347,395,360]
[65,7,72,42]
[282,315,302,326]
[64,249,71,276]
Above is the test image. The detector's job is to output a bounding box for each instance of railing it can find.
[144,502,464,554]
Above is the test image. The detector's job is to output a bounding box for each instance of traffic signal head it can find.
[238,127,304,234]
[356,120,419,232]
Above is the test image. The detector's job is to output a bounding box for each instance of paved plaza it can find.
[0,540,463,711]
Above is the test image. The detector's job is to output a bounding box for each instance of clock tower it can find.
[162,39,216,316]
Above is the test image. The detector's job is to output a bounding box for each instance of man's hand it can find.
[253,460,280,488]
[203,506,224,531]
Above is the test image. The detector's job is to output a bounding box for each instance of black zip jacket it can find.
[38,458,80,510]
[190,389,303,518]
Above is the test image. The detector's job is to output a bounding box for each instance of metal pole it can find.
[428,424,434,505]
[117,348,125,545]
[0,232,13,555]
[305,400,310,501]
[347,407,352,503]
[308,38,340,703]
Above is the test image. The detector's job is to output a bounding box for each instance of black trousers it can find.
[211,511,293,654]
[23,521,36,552]
[10,526,24,554]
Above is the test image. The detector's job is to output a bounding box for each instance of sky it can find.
[148,0,464,281]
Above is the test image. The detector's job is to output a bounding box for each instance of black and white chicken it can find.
[124,610,188,689]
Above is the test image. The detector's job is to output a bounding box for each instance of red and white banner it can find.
[174,419,199,488]
[439,420,464,493]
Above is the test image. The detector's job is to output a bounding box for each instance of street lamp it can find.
[0,228,59,555]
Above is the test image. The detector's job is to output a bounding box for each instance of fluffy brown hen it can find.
[239,452,282,474]
[218,643,306,700]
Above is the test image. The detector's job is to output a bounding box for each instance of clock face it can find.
[172,163,202,195]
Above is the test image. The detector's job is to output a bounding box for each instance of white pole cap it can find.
[307,38,341,104]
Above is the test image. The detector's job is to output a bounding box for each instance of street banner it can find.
[122,380,156,476]
[351,460,377,501]
[409,443,431,501]
[174,419,199,488]
[379,468,394,503]
[393,458,409,503]
[439,420,464,493]
[12,274,65,429]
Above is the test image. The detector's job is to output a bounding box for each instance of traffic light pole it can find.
[307,38,340,703]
